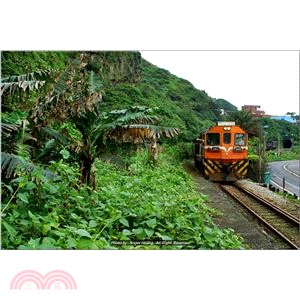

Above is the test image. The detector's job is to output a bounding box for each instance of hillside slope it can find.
[1,51,235,140]
[101,57,233,140]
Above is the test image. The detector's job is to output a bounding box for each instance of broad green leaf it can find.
[42,224,52,235]
[95,237,110,248]
[146,218,157,229]
[89,220,98,228]
[144,228,154,238]
[77,238,98,249]
[39,237,57,249]
[51,230,66,237]
[17,192,29,203]
[25,182,37,191]
[122,229,132,236]
[75,229,91,238]
[47,184,59,194]
[119,217,129,227]
[2,221,17,237]
[18,245,30,250]
[155,232,172,241]
[28,238,41,249]
[19,219,31,226]
[28,210,36,219]
[71,213,80,219]
[203,226,216,242]
[2,183,13,193]
[133,228,146,240]
[66,237,77,249]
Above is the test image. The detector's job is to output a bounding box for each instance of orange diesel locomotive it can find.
[193,121,248,181]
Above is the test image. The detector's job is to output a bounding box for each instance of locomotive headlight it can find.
[234,146,242,151]
[209,146,220,151]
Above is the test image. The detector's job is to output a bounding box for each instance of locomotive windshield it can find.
[223,133,231,144]
[207,133,220,146]
[235,133,246,146]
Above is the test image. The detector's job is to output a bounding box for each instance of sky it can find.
[140,51,299,116]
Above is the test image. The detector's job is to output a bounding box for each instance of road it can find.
[267,160,300,198]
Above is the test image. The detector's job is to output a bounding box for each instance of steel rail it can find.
[234,183,300,225]
[220,184,300,249]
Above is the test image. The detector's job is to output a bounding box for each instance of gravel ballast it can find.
[183,160,293,249]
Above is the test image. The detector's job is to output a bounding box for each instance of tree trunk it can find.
[80,154,95,188]
[150,136,158,161]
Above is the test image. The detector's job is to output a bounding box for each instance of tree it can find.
[29,53,179,187]
[1,70,54,179]
[226,110,258,134]
[30,54,103,125]
[1,70,51,111]
[71,105,179,187]
[286,112,297,121]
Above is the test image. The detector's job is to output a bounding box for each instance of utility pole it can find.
[277,133,281,157]
[258,125,267,184]
[258,126,263,184]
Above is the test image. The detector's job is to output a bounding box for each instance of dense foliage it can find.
[1,51,71,76]
[100,59,234,141]
[2,50,297,250]
[1,149,245,249]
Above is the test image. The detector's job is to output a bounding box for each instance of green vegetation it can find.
[215,98,237,114]
[265,146,300,162]
[1,149,245,249]
[102,60,233,141]
[228,110,299,163]
[1,51,70,76]
[275,191,300,205]
[3,50,298,249]
[260,117,299,143]
[1,51,247,249]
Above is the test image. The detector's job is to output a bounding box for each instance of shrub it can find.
[1,149,245,249]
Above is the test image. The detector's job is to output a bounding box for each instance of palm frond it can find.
[0,80,46,96]
[108,124,179,143]
[1,70,51,96]
[131,124,179,138]
[1,152,55,179]
[1,152,24,178]
[107,106,159,125]
[31,64,104,123]
[30,74,66,122]
[89,106,177,148]
[1,122,18,136]
[88,71,103,94]
[1,70,51,83]
[40,127,70,145]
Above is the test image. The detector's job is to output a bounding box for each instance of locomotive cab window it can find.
[207,133,220,146]
[223,133,231,144]
[235,133,246,146]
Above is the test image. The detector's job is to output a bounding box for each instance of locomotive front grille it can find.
[203,159,248,181]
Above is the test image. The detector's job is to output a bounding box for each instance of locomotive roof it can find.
[202,122,246,134]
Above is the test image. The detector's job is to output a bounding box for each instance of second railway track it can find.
[220,183,300,249]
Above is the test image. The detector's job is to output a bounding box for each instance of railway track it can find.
[220,184,300,249]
